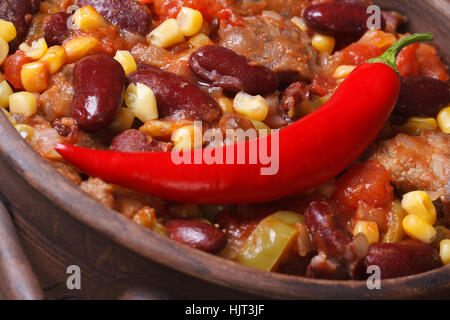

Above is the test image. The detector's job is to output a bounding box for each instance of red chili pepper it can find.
[55,34,433,204]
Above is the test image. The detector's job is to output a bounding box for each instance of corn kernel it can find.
[171,125,202,151]
[73,6,108,32]
[19,38,48,60]
[114,50,137,75]
[1,106,16,124]
[401,191,437,225]
[188,33,213,48]
[21,61,50,93]
[9,92,37,116]
[397,117,437,135]
[290,16,307,31]
[333,65,356,79]
[440,239,450,265]
[15,124,34,140]
[250,120,271,137]
[402,214,436,244]
[40,45,66,74]
[139,119,193,138]
[0,38,8,65]
[0,80,13,107]
[312,34,335,55]
[216,96,233,113]
[437,106,450,133]
[176,7,203,37]
[148,18,185,48]
[109,107,135,133]
[0,19,17,43]
[63,36,100,63]
[233,92,269,121]
[125,83,158,122]
[353,220,379,244]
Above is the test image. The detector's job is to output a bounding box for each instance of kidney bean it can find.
[305,201,351,258]
[0,0,32,52]
[43,12,71,47]
[280,82,311,122]
[363,240,441,279]
[189,46,279,95]
[110,129,173,152]
[166,220,227,253]
[394,76,450,118]
[76,0,152,36]
[128,65,222,124]
[72,54,126,131]
[303,2,386,37]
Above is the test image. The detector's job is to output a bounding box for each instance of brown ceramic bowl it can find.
[0,0,449,299]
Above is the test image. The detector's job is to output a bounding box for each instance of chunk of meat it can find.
[80,177,114,208]
[218,13,319,84]
[110,129,173,152]
[226,0,312,18]
[370,131,450,220]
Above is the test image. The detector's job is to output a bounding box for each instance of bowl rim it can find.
[0,115,449,299]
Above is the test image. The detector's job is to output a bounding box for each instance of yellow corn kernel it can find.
[216,96,233,113]
[40,45,66,74]
[21,61,50,93]
[0,19,17,43]
[15,124,34,140]
[250,120,271,137]
[437,106,450,133]
[290,16,308,31]
[139,119,193,138]
[171,125,202,151]
[148,18,185,48]
[176,7,203,37]
[63,36,100,63]
[73,6,108,32]
[114,50,137,75]
[233,92,269,121]
[312,34,335,55]
[333,65,356,79]
[125,83,159,122]
[401,191,437,225]
[440,239,450,265]
[397,117,437,135]
[9,92,37,116]
[109,107,135,133]
[0,80,13,108]
[1,106,16,124]
[19,38,48,59]
[402,214,436,244]
[188,33,213,48]
[353,220,379,244]
[0,38,8,65]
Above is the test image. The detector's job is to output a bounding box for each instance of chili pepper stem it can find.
[368,33,434,72]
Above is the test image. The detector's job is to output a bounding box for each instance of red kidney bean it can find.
[303,2,386,37]
[394,76,450,118]
[128,65,222,124]
[305,201,351,258]
[280,82,311,122]
[43,12,71,47]
[166,220,227,253]
[0,0,32,52]
[110,129,173,152]
[76,0,152,36]
[363,240,441,279]
[72,54,126,131]
[189,46,279,95]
